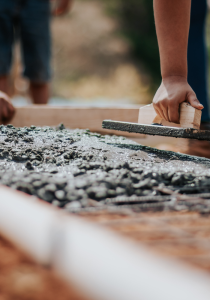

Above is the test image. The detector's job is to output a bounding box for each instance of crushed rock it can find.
[0,124,210,214]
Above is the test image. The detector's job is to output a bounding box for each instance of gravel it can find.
[1,123,210,214]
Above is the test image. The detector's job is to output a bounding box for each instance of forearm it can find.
[153,0,191,79]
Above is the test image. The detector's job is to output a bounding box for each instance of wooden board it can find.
[179,102,202,129]
[11,105,145,138]
[138,103,201,129]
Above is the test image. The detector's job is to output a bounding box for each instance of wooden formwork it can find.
[11,105,143,138]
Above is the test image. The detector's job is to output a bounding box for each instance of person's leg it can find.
[0,0,14,95]
[30,82,49,104]
[187,0,209,121]
[0,0,16,124]
[19,0,51,104]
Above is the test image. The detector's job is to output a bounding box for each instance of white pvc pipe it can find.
[0,186,210,300]
[0,186,57,265]
[54,217,210,300]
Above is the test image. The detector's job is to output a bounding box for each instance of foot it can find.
[30,82,49,104]
[52,0,74,16]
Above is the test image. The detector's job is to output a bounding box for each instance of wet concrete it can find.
[1,124,210,214]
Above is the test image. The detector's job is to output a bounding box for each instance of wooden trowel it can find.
[138,102,201,129]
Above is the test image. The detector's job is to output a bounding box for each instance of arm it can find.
[153,0,203,123]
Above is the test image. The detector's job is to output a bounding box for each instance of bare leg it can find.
[0,75,9,94]
[30,82,49,104]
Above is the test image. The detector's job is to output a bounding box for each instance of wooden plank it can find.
[138,104,157,125]
[179,102,202,130]
[138,103,201,129]
[11,105,145,138]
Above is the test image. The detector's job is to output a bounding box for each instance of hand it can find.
[0,91,15,124]
[153,76,203,124]
[51,0,73,16]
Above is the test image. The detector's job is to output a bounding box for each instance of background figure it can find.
[0,0,51,104]
[0,0,71,123]
[188,0,209,122]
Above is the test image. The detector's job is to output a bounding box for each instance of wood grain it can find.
[179,102,202,130]
[11,105,145,138]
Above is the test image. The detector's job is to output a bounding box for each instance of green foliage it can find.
[105,0,161,86]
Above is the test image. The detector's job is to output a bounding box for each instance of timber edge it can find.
[10,105,145,139]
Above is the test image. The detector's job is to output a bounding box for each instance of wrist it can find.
[162,75,188,84]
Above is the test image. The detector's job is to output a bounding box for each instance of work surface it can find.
[1,124,210,275]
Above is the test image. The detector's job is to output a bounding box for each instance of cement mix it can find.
[1,124,210,214]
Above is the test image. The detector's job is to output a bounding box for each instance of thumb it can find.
[187,92,204,110]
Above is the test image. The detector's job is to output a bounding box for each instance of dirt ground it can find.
[12,0,151,104]
[51,0,151,102]
[0,235,90,300]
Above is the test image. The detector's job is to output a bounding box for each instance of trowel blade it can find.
[102,120,210,141]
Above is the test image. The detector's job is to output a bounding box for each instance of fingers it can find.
[153,101,170,122]
[160,103,169,121]
[153,104,164,120]
[154,100,180,123]
[4,104,15,124]
[187,92,204,110]
[2,100,9,121]
[0,97,15,125]
[168,102,180,124]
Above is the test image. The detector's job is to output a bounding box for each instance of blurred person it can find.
[0,0,72,124]
[153,0,210,158]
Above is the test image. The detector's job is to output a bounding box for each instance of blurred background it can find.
[11,0,210,106]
